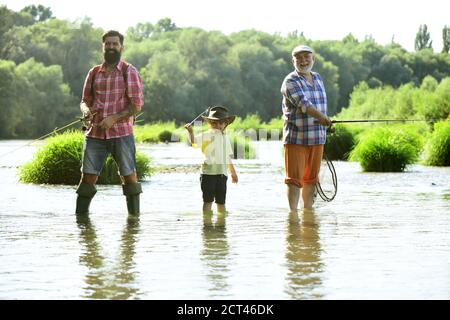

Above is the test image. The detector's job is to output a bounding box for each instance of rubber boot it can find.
[76,183,97,214]
[122,183,142,215]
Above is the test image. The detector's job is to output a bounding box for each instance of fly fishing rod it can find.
[331,119,431,124]
[0,113,96,160]
[187,108,210,126]
[315,119,437,125]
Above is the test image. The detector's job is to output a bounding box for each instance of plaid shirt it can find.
[280,71,327,145]
[81,60,144,139]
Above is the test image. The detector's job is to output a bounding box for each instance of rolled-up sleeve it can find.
[126,65,144,110]
[283,78,313,113]
[81,69,94,107]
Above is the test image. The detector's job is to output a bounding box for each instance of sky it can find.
[1,0,449,52]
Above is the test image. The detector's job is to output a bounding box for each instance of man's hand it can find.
[99,115,117,130]
[81,103,93,121]
[317,115,332,127]
[231,173,238,184]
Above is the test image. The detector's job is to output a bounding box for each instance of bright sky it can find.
[1,0,449,52]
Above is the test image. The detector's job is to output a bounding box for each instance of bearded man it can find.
[76,30,144,215]
[280,45,332,213]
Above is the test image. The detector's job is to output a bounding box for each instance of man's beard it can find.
[295,61,314,74]
[104,49,121,64]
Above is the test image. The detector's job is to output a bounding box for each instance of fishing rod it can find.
[0,113,96,160]
[187,108,210,126]
[315,119,437,125]
[331,119,431,124]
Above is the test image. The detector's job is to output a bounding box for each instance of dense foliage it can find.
[337,76,450,125]
[1,5,449,139]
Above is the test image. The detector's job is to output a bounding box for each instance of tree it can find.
[0,60,23,137]
[372,54,413,87]
[155,18,177,33]
[15,58,76,137]
[126,22,154,42]
[442,25,450,54]
[0,18,102,97]
[21,5,53,22]
[415,24,433,51]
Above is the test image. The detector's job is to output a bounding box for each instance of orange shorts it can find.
[284,144,324,187]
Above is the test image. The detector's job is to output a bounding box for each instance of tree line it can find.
[0,4,449,138]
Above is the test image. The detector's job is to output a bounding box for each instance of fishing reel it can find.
[81,111,97,131]
[81,115,94,131]
[326,126,336,134]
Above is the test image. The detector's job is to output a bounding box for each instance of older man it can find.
[76,30,144,215]
[280,45,332,212]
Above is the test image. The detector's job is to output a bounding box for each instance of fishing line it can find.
[312,117,449,202]
[0,113,96,159]
[316,152,337,202]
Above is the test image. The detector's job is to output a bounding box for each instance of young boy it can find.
[185,106,238,227]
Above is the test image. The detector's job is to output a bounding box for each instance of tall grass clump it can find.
[20,131,152,185]
[20,131,83,184]
[349,125,423,172]
[424,121,450,166]
[324,124,356,160]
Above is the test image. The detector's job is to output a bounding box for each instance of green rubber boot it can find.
[122,183,142,215]
[75,183,97,214]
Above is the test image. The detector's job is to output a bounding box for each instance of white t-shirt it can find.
[195,128,233,175]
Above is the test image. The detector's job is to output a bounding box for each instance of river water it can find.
[0,140,449,299]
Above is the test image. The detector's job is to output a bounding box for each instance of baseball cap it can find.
[291,45,313,56]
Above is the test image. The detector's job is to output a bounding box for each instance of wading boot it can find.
[122,183,142,215]
[76,183,97,214]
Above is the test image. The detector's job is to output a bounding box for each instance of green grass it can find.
[228,132,256,159]
[228,114,282,140]
[134,122,180,143]
[19,131,152,185]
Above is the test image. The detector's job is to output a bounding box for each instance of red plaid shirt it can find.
[81,60,144,139]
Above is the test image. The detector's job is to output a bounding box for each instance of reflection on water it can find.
[1,140,449,299]
[285,210,323,299]
[201,224,230,296]
[76,215,141,299]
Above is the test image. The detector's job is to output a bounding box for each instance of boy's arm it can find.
[184,124,195,146]
[228,161,238,183]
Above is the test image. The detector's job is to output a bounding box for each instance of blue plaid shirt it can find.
[280,71,328,145]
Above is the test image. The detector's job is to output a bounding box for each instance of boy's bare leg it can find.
[302,184,315,209]
[203,202,213,226]
[217,204,226,213]
[287,184,300,213]
[216,204,226,227]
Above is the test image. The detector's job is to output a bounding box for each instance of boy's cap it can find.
[202,106,236,125]
[292,44,313,56]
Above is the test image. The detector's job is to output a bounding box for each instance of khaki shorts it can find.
[284,144,324,187]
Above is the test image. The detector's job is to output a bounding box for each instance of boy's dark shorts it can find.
[200,174,227,204]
